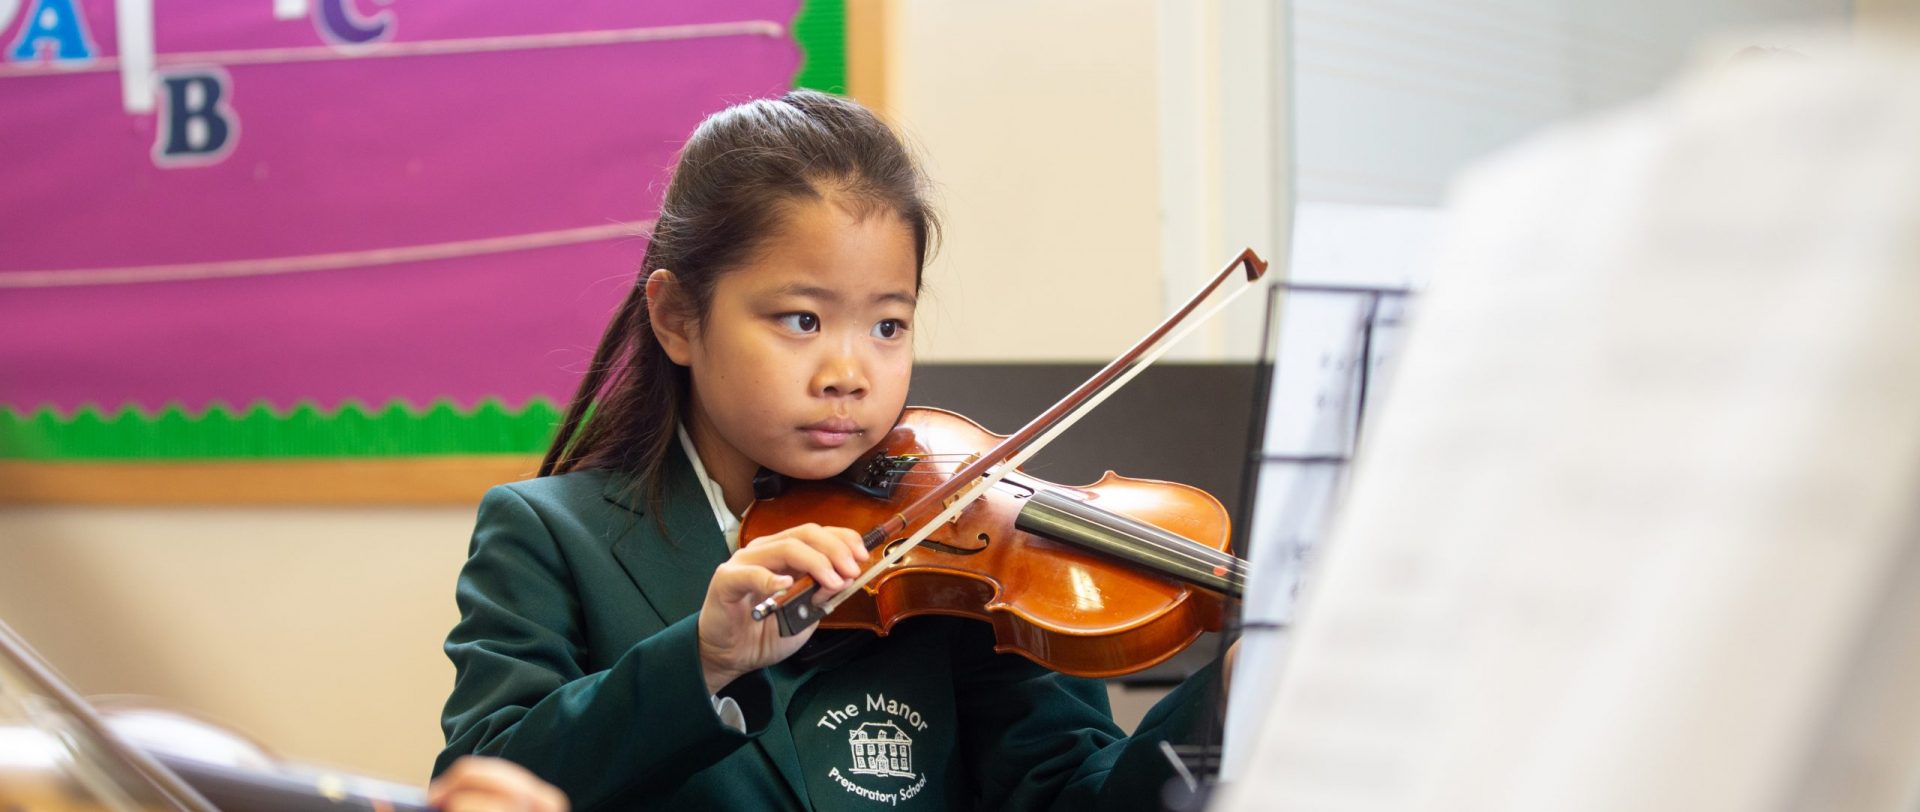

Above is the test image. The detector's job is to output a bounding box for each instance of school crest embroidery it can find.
[815,693,932,805]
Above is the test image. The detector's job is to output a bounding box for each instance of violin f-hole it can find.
[919,533,989,556]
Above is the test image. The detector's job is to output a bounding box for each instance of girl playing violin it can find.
[435,90,1227,811]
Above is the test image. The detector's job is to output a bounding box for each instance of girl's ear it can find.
[645,269,695,365]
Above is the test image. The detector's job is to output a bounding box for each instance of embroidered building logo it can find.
[817,693,932,805]
[848,721,914,779]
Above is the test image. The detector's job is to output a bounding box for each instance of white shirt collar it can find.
[677,424,742,552]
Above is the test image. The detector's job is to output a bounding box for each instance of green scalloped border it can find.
[0,398,562,461]
[791,0,847,93]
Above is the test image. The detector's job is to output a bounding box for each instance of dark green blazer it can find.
[436,448,1222,811]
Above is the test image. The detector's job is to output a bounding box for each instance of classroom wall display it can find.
[0,0,843,495]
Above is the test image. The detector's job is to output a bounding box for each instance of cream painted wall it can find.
[890,0,1167,363]
[0,507,474,781]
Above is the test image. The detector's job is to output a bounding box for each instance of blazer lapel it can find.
[604,450,729,627]
[602,447,816,808]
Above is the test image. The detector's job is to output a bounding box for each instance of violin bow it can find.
[754,248,1270,633]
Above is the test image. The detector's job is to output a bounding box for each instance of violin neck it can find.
[1014,487,1246,599]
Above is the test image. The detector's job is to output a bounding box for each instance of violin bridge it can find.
[940,494,962,525]
[936,454,989,523]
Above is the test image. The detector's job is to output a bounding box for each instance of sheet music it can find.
[1223,38,1920,811]
[1220,203,1437,780]
[1222,287,1399,780]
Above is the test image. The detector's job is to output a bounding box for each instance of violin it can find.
[742,406,1247,677]
[745,249,1269,678]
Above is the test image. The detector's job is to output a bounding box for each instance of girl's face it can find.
[657,199,918,509]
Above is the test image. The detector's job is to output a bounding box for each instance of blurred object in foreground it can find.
[0,626,194,810]
[1223,31,1920,812]
[0,617,431,810]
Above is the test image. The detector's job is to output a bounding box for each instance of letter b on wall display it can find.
[153,70,238,166]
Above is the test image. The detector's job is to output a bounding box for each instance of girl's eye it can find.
[777,313,820,333]
[871,319,908,339]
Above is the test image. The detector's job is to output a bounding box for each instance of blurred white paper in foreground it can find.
[1223,35,1920,812]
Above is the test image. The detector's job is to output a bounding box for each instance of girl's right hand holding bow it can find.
[697,523,870,693]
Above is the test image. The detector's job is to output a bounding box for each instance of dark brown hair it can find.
[539,90,938,511]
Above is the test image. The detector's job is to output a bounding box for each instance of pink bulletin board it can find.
[0,0,850,502]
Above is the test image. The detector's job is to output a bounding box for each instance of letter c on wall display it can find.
[314,0,394,47]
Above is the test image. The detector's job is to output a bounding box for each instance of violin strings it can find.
[886,459,1247,575]
[862,450,1255,588]
[870,460,1248,580]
